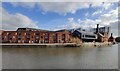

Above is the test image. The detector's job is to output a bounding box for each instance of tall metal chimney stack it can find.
[96,24,99,34]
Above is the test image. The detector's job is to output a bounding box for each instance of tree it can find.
[115,37,120,42]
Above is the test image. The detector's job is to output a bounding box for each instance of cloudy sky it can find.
[1,1,119,37]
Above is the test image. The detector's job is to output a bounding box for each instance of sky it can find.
[1,1,119,37]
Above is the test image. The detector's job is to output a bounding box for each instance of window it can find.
[26,32,30,38]
[41,36,43,38]
[36,36,39,39]
[22,40,24,43]
[45,39,48,43]
[45,33,48,35]
[45,36,48,38]
[18,36,21,38]
[18,38,21,40]
[50,36,52,38]
[82,35,84,37]
[53,33,57,38]
[18,32,21,35]
[15,33,17,35]
[59,40,60,43]
[35,32,39,35]
[85,35,96,38]
[62,34,65,38]
[62,40,65,43]
[26,35,30,38]
[7,33,9,35]
[10,38,12,40]
[26,32,30,35]
[22,36,24,38]
[13,36,15,38]
[2,37,4,40]
[45,33,48,38]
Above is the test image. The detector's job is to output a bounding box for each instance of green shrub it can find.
[115,37,120,42]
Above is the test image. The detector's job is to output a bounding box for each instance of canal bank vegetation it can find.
[2,41,114,47]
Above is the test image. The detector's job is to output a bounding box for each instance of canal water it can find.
[2,44,118,69]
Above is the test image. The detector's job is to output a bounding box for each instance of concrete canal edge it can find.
[1,42,115,48]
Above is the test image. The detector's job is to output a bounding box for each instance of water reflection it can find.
[2,44,118,69]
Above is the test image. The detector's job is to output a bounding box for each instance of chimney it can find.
[111,33,113,37]
[96,24,99,33]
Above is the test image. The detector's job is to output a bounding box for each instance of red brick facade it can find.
[103,32,109,43]
[2,29,70,43]
[97,32,109,43]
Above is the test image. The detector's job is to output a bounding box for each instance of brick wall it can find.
[2,30,71,43]
[103,32,109,43]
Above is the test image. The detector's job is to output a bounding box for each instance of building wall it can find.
[29,31,35,43]
[48,32,54,43]
[108,38,115,43]
[2,31,9,43]
[2,31,18,43]
[9,31,18,43]
[39,32,45,43]
[2,30,71,43]
[0,30,2,43]
[2,28,110,43]
[56,31,70,43]
[103,32,109,43]
[69,35,82,44]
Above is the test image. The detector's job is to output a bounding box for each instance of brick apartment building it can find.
[2,28,70,43]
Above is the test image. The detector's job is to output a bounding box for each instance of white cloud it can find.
[92,2,113,16]
[2,0,119,2]
[92,10,102,16]
[49,4,118,37]
[10,2,90,15]
[33,2,91,15]
[0,3,2,30]
[78,19,82,23]
[9,2,115,15]
[53,18,81,30]
[102,2,113,10]
[68,18,74,22]
[109,21,118,37]
[53,23,81,31]
[54,17,101,31]
[100,7,118,26]
[2,7,38,31]
[10,2,36,9]
[85,12,89,17]
[90,2,103,7]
